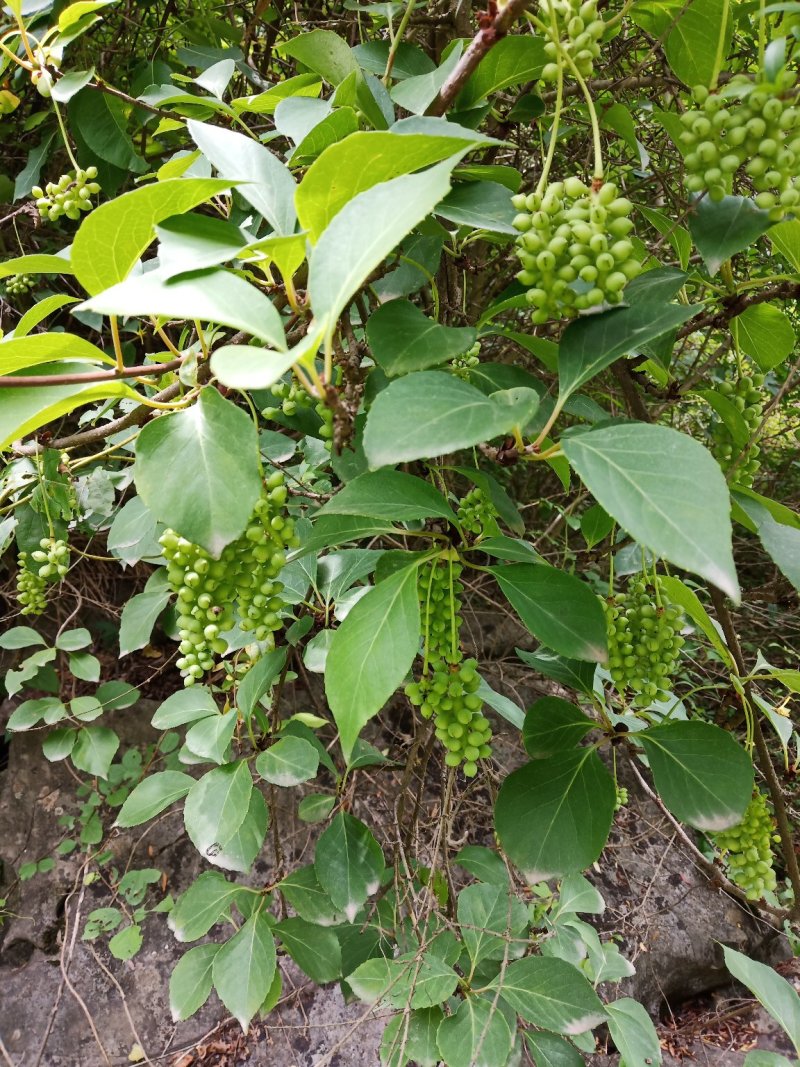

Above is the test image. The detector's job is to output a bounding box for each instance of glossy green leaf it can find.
[0,333,113,375]
[256,736,320,786]
[689,195,773,276]
[732,304,796,371]
[435,181,518,235]
[109,924,143,961]
[495,750,616,881]
[522,697,596,758]
[151,686,219,729]
[665,0,734,87]
[314,813,384,921]
[308,161,454,329]
[0,254,75,280]
[236,647,287,720]
[348,953,458,1010]
[605,998,662,1067]
[71,178,234,295]
[115,770,195,827]
[525,1031,584,1067]
[278,865,344,925]
[724,947,800,1056]
[188,120,296,235]
[274,917,342,983]
[278,28,359,86]
[185,713,237,765]
[457,33,546,107]
[562,423,739,602]
[197,786,267,874]
[119,569,172,656]
[366,299,476,377]
[638,721,753,831]
[134,388,262,556]
[42,728,77,761]
[168,870,247,942]
[212,911,276,1032]
[319,469,456,524]
[436,994,516,1067]
[454,845,509,885]
[183,761,254,863]
[491,955,606,1033]
[298,794,336,823]
[325,562,421,761]
[457,882,528,967]
[733,491,800,592]
[769,219,800,271]
[170,944,219,1022]
[492,563,607,662]
[71,725,119,779]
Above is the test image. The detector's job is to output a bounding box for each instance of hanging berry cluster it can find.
[603,577,685,706]
[32,167,101,223]
[263,377,334,451]
[456,486,499,540]
[16,537,70,615]
[404,551,492,777]
[449,342,481,381]
[159,473,298,685]
[680,75,800,220]
[711,791,779,901]
[539,0,605,82]
[5,273,36,299]
[710,372,765,487]
[512,179,642,321]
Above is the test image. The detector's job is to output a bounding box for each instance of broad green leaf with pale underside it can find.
[255,736,319,786]
[457,883,528,968]
[348,954,458,1010]
[525,1031,584,1067]
[494,750,615,881]
[212,911,276,1032]
[689,195,773,276]
[115,770,195,827]
[733,491,800,592]
[492,563,607,662]
[170,944,219,1022]
[71,178,234,295]
[436,994,516,1067]
[382,1007,444,1067]
[665,0,733,87]
[134,388,261,556]
[638,721,753,831]
[491,955,607,1034]
[522,697,595,758]
[71,726,119,779]
[0,254,75,280]
[742,1054,795,1067]
[274,917,341,984]
[366,299,476,377]
[562,423,739,602]
[151,686,219,729]
[732,303,796,371]
[658,575,733,666]
[182,761,253,864]
[308,162,454,330]
[325,563,421,761]
[318,470,456,524]
[168,871,247,942]
[78,268,286,350]
[184,713,237,765]
[314,813,384,921]
[0,333,114,374]
[724,947,800,1057]
[605,998,663,1067]
[277,28,359,86]
[364,372,537,469]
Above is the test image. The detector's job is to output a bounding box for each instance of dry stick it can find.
[85,944,154,1065]
[709,585,800,920]
[0,357,184,388]
[0,1036,16,1067]
[425,0,533,117]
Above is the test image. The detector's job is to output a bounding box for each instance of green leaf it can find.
[457,33,546,107]
[724,947,800,1057]
[71,178,234,295]
[665,0,734,87]
[556,873,605,916]
[657,575,733,666]
[689,195,773,276]
[522,697,596,758]
[119,569,172,656]
[308,161,454,329]
[605,998,662,1067]
[435,181,518,235]
[188,120,296,235]
[348,953,458,1010]
[354,41,435,80]
[454,844,509,885]
[0,626,47,650]
[275,917,342,983]
[769,219,800,271]
[319,469,456,524]
[156,213,248,279]
[78,268,286,349]
[436,994,516,1067]
[0,254,76,280]
[731,304,796,371]
[298,794,336,823]
[314,812,384,921]
[695,388,751,450]
[55,628,91,651]
[325,562,421,762]
[743,1054,795,1067]
[562,423,739,602]
[134,388,262,556]
[69,87,142,169]
[278,29,360,86]
[212,911,276,1032]
[391,45,462,114]
[638,721,753,831]
[202,787,268,873]
[733,491,800,592]
[491,563,607,662]
[170,944,219,1022]
[278,864,344,925]
[68,651,101,682]
[236,647,287,720]
[366,299,476,377]
[71,726,119,779]
[296,127,482,240]
[0,332,114,375]
[524,1032,584,1067]
[109,924,143,961]
[363,371,534,468]
[115,770,195,827]
[256,736,320,786]
[494,750,616,881]
[185,713,237,765]
[168,870,247,942]
[42,728,77,762]
[381,1008,444,1067]
[457,882,528,968]
[183,761,254,863]
[232,73,322,115]
[491,956,606,1034]
[151,686,219,729]
[556,299,696,403]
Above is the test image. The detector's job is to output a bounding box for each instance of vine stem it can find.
[709,585,800,919]
[383,0,416,84]
[51,97,81,173]
[533,6,565,196]
[555,41,604,179]
[710,0,730,90]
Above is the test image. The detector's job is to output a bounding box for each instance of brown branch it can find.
[425,0,532,117]
[0,358,183,389]
[677,281,800,340]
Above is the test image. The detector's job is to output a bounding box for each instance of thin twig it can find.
[0,357,183,389]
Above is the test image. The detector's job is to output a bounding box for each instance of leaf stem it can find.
[383,0,416,84]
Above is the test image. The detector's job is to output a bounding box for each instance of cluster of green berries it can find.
[511,179,641,322]
[456,486,499,540]
[16,537,70,615]
[5,274,35,298]
[450,342,481,381]
[603,578,685,706]
[404,553,492,777]
[680,77,800,220]
[711,791,779,901]
[32,168,101,223]
[540,0,605,82]
[614,785,629,811]
[159,474,299,685]
[263,378,333,451]
[711,372,765,487]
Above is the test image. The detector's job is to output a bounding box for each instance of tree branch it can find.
[677,281,800,340]
[0,358,183,389]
